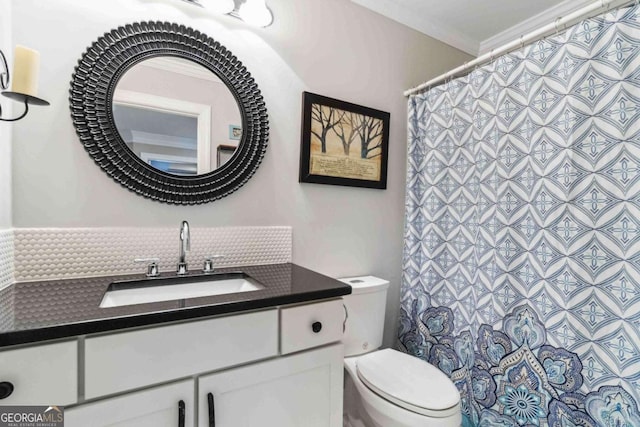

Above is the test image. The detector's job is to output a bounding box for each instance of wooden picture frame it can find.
[299,92,390,189]
[217,144,237,168]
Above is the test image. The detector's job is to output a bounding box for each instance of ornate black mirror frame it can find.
[69,21,269,205]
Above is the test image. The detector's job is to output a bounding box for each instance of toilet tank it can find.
[339,276,390,357]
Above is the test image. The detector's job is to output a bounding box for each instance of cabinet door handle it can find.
[207,392,216,427]
[0,382,14,399]
[178,400,185,427]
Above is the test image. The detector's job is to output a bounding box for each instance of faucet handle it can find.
[135,258,160,277]
[203,255,224,274]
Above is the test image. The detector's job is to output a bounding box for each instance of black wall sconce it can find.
[0,46,49,122]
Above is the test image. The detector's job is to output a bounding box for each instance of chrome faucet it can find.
[177,220,190,275]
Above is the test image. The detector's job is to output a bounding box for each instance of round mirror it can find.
[112,57,242,176]
[69,22,269,205]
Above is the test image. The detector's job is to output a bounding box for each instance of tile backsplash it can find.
[7,226,292,282]
[0,229,14,289]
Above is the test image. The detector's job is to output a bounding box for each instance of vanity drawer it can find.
[84,309,278,399]
[280,299,344,354]
[0,341,77,405]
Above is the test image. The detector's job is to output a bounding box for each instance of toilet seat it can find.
[356,349,460,418]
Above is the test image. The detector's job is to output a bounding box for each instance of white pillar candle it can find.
[11,45,40,97]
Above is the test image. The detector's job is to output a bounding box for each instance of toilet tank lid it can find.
[339,276,389,295]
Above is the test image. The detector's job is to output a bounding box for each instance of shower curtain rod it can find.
[404,0,636,97]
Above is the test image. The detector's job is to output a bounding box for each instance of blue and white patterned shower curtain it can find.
[400,4,640,427]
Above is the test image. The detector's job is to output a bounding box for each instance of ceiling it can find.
[351,0,593,55]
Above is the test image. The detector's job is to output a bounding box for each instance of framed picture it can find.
[217,144,237,168]
[299,92,390,189]
[229,125,242,140]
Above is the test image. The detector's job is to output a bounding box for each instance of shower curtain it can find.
[400,4,640,427]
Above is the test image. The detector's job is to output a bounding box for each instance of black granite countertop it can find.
[0,263,351,348]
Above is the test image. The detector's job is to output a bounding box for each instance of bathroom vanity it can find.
[0,14,354,427]
[0,263,351,427]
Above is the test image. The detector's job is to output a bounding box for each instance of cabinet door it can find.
[0,341,77,406]
[65,380,193,427]
[198,344,343,427]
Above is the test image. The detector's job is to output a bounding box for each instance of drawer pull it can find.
[312,321,322,333]
[178,400,185,427]
[208,392,216,427]
[0,382,14,399]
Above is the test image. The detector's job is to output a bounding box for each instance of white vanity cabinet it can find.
[0,299,345,427]
[198,344,343,427]
[197,300,345,427]
[66,380,194,427]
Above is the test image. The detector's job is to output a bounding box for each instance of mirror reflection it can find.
[112,57,242,176]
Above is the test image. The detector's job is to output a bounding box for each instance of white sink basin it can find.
[100,272,264,308]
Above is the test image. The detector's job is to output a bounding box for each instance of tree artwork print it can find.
[299,92,390,189]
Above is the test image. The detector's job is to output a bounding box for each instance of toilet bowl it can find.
[340,276,461,427]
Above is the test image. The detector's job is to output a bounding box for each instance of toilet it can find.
[340,276,461,427]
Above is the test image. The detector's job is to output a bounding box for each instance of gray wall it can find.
[0,0,12,228]
[10,0,471,346]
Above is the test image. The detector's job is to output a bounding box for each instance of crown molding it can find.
[478,0,593,54]
[352,0,603,57]
[350,0,479,55]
